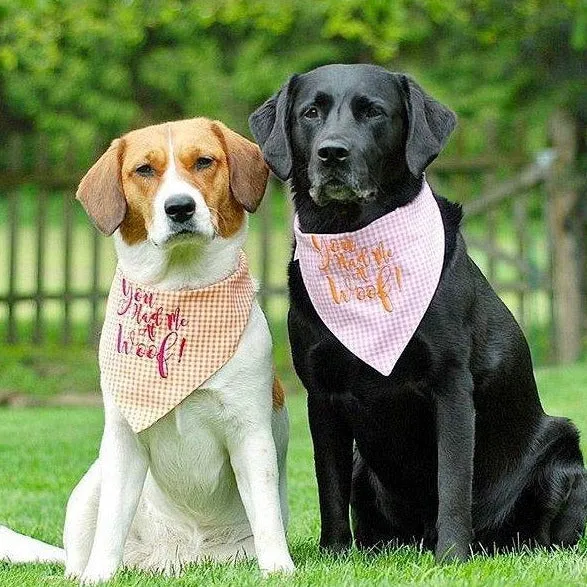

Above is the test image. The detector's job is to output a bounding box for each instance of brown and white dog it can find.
[0,118,294,583]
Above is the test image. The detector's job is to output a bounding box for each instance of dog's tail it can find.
[0,525,65,564]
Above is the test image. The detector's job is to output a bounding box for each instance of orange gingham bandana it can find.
[294,181,444,376]
[99,251,255,432]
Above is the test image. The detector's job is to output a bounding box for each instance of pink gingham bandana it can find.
[99,252,255,432]
[294,182,444,375]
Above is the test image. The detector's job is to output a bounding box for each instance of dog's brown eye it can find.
[365,107,385,119]
[196,156,214,170]
[303,107,320,120]
[135,164,155,177]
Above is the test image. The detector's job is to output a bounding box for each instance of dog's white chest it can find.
[141,391,238,513]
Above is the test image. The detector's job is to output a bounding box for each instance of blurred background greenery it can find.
[0,0,585,399]
[0,0,585,159]
[0,0,587,156]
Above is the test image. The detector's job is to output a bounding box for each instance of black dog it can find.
[250,64,587,561]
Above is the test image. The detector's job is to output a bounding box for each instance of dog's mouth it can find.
[151,226,214,248]
[309,179,376,207]
[170,228,199,240]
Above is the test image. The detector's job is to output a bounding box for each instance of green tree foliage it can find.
[0,0,584,165]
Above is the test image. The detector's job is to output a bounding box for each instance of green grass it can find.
[0,345,100,400]
[1,362,587,586]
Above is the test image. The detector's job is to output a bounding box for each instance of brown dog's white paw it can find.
[78,562,118,585]
[259,552,295,576]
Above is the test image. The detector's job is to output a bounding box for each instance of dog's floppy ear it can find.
[399,76,457,177]
[76,139,127,236]
[212,121,269,213]
[248,75,297,181]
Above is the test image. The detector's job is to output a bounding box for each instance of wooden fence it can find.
[0,112,584,364]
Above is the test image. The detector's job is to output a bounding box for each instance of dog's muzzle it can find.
[309,181,356,206]
[309,176,377,207]
[309,140,375,206]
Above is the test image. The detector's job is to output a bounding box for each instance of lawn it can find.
[0,362,587,586]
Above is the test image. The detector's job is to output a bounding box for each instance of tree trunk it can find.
[546,109,583,364]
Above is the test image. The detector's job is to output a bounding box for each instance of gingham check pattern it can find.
[99,251,255,432]
[294,181,445,376]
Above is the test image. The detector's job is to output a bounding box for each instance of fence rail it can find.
[1,112,585,364]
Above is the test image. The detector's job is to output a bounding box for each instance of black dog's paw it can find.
[434,540,471,564]
[319,533,353,556]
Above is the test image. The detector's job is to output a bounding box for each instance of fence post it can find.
[546,109,582,363]
[6,135,24,344]
[34,135,49,343]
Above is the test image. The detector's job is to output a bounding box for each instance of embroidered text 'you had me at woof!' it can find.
[294,182,445,375]
[99,252,255,432]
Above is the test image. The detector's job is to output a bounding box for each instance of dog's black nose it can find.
[165,195,196,223]
[317,141,350,164]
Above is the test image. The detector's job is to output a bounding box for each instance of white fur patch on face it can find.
[148,130,216,247]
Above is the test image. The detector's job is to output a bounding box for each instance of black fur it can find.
[249,64,587,561]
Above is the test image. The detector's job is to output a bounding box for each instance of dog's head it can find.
[76,118,268,247]
[249,64,456,209]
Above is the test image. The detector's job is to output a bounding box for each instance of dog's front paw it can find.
[320,541,352,556]
[78,562,118,585]
[435,540,470,564]
[319,531,353,556]
[258,552,295,576]
[64,566,83,581]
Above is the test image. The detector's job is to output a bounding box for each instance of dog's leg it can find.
[434,370,475,562]
[63,460,101,579]
[307,392,354,552]
[272,406,290,529]
[228,425,294,575]
[79,400,148,585]
[550,467,587,546]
